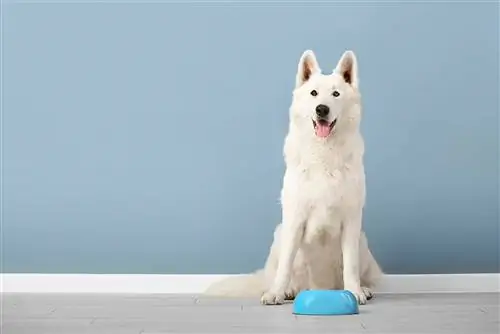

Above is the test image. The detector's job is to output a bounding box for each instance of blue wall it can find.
[3,1,498,274]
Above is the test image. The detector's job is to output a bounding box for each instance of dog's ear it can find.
[296,50,321,88]
[334,50,358,89]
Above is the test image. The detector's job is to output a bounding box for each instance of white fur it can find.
[205,50,382,305]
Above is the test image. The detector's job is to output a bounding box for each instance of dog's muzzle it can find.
[312,118,337,138]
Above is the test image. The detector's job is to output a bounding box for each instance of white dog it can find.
[205,50,382,305]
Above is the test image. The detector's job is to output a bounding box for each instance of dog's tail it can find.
[204,270,266,297]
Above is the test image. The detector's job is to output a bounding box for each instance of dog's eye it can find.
[310,90,318,97]
[332,90,340,97]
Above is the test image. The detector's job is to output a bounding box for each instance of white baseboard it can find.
[1,273,499,294]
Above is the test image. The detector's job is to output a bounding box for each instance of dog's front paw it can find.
[261,291,285,305]
[345,284,367,305]
[284,287,299,300]
[361,286,374,300]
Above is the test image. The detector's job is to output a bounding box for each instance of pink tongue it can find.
[315,123,331,138]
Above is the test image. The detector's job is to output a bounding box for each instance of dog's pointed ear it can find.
[296,50,321,88]
[334,50,358,89]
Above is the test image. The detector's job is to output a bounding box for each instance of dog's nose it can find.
[315,104,330,118]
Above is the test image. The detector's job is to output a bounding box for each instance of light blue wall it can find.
[3,2,498,274]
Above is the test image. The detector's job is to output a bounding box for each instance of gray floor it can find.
[2,293,499,334]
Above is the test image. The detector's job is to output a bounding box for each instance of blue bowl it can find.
[292,290,359,316]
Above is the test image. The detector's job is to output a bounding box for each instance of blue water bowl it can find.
[293,290,359,316]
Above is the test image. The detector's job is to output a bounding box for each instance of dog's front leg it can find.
[342,213,366,304]
[261,212,305,305]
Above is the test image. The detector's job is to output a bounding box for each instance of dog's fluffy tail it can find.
[204,270,266,297]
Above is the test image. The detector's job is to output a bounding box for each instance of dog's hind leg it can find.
[359,232,383,301]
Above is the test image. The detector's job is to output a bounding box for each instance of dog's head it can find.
[290,50,360,139]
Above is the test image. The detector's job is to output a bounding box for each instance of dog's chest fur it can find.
[282,133,365,243]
